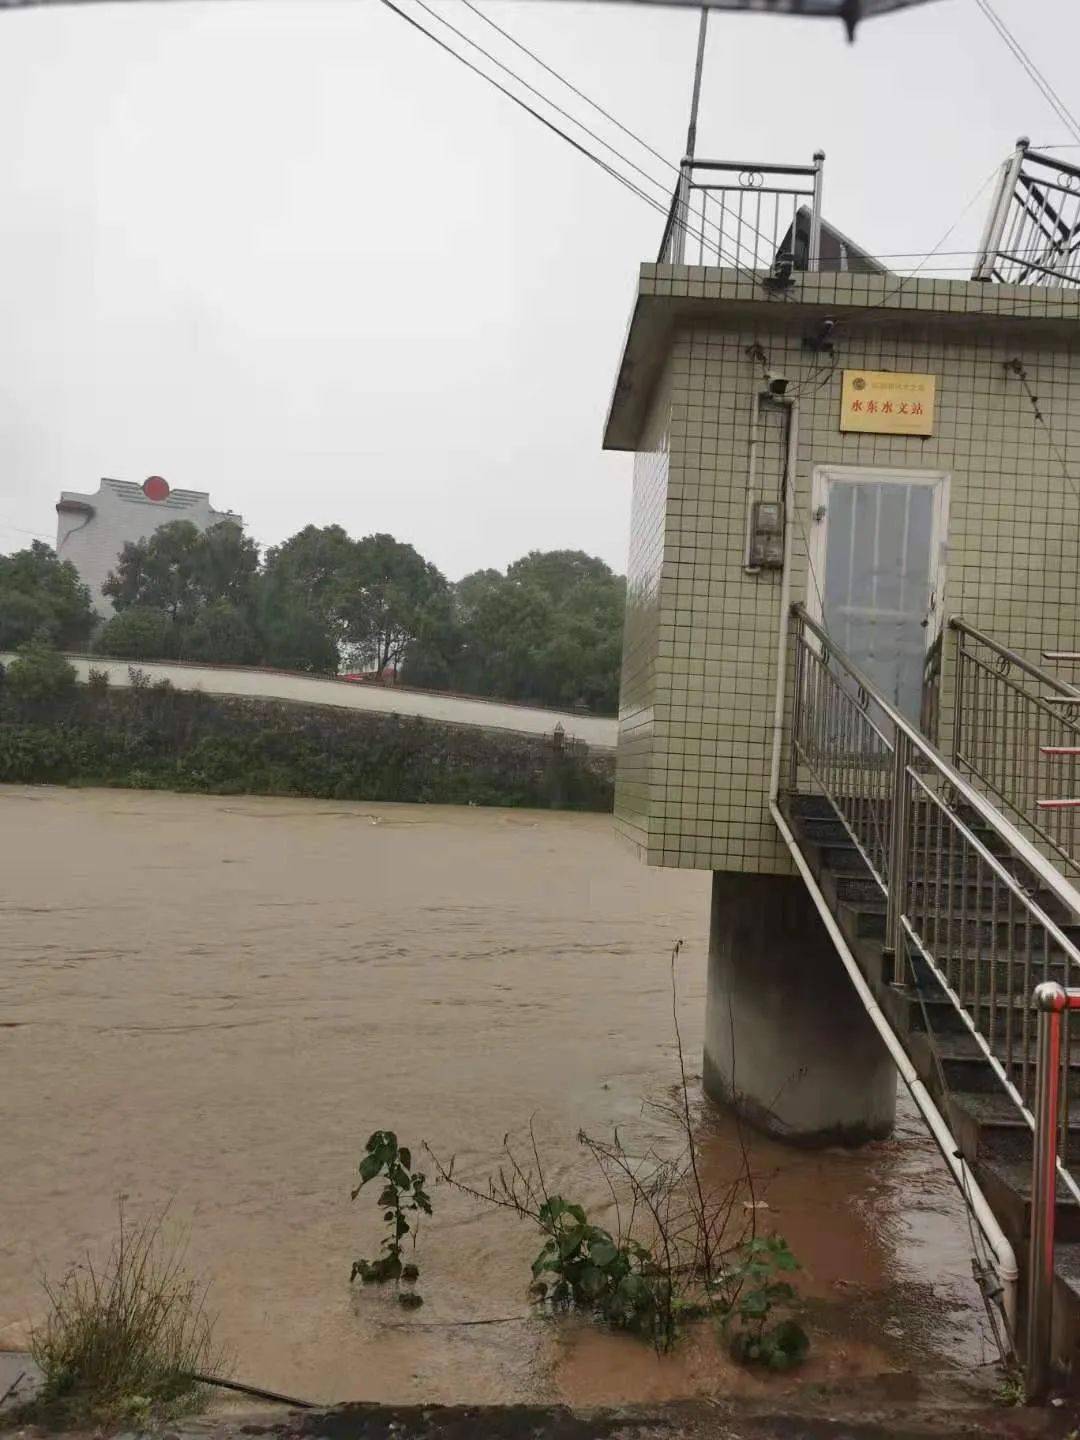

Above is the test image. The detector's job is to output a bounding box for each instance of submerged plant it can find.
[528,1195,671,1341]
[714,1234,809,1370]
[350,1130,431,1307]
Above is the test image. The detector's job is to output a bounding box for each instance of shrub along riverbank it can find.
[0,679,614,811]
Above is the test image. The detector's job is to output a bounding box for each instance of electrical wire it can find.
[0,518,52,542]
[455,0,800,276]
[1004,357,1080,510]
[376,0,761,282]
[429,0,799,277]
[412,0,672,203]
[377,2,670,221]
[973,0,1080,146]
[821,164,1002,335]
[459,0,676,179]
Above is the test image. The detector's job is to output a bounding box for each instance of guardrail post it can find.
[972,137,1028,280]
[885,731,912,982]
[808,150,825,274]
[1028,982,1068,1400]
[951,622,965,770]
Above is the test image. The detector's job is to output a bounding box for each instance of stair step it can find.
[1051,1240,1080,1305]
[909,950,1077,982]
[817,843,871,875]
[976,1152,1080,1241]
[892,984,1066,1040]
[925,1031,1080,1096]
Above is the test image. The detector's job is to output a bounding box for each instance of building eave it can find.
[602,264,1080,452]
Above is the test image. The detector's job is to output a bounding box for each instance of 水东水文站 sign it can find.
[840,370,936,436]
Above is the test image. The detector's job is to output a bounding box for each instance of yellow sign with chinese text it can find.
[840,370,936,436]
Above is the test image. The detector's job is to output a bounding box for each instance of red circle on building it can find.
[142,476,170,502]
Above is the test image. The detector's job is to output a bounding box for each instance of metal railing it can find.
[1028,984,1080,1397]
[973,138,1080,287]
[786,605,1080,1391]
[952,618,1080,875]
[658,153,823,272]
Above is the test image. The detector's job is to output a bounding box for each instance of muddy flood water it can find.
[1,787,1003,1408]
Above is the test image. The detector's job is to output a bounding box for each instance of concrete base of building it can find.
[703,870,897,1147]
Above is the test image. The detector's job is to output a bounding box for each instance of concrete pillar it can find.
[703,871,896,1147]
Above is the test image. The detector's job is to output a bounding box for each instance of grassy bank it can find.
[0,683,613,811]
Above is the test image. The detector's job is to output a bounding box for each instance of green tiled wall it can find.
[613,268,1080,870]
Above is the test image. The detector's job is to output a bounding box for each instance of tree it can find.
[102,521,203,620]
[97,607,180,660]
[338,534,451,677]
[5,636,77,701]
[506,550,617,599]
[262,525,355,635]
[187,601,260,666]
[0,542,95,650]
[254,577,340,675]
[101,520,258,620]
[191,523,260,609]
[403,550,626,714]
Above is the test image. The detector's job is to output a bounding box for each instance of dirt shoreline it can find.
[6,1395,1080,1440]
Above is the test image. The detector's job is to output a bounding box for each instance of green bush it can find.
[528,1196,670,1341]
[5,638,77,703]
[0,687,613,810]
[98,608,179,661]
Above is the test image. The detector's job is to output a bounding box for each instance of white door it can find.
[809,467,949,724]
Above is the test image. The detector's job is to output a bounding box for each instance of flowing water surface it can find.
[0,787,1000,1407]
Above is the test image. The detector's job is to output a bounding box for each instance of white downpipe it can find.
[770,798,1019,1336]
[767,398,798,803]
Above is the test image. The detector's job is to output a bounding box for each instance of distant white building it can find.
[56,477,243,617]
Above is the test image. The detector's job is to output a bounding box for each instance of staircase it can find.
[778,604,1080,1391]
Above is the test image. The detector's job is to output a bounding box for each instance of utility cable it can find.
[412,0,672,203]
[460,0,677,180]
[456,0,793,273]
[973,0,1080,146]
[377,1,670,221]
[377,0,758,280]
[1005,357,1080,510]
[823,164,1001,335]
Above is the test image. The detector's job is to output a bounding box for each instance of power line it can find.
[1004,358,1080,510]
[459,0,677,181]
[823,164,1002,334]
[0,518,52,541]
[445,0,787,275]
[377,1,667,218]
[411,0,672,203]
[376,0,757,279]
[973,0,1080,146]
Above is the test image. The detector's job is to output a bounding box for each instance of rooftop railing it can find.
[657,152,824,272]
[973,138,1080,287]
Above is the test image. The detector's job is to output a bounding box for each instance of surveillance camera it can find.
[766,371,789,397]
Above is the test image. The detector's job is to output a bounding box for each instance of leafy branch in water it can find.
[358,945,809,1366]
[714,1234,808,1369]
[350,1130,432,1308]
[423,942,810,1364]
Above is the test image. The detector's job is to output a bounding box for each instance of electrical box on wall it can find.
[747,500,784,569]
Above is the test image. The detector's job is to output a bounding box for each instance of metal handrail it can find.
[951,618,1080,874]
[789,604,1080,1393]
[950,617,1080,698]
[794,603,1080,925]
[1029,984,1080,1398]
[658,151,823,272]
[973,138,1080,287]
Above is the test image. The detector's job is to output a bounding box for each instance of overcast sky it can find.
[0,0,1077,579]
